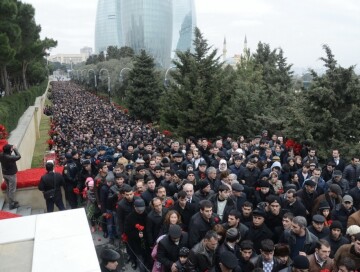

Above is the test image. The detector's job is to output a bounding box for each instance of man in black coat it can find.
[172,190,196,231]
[188,200,219,248]
[209,184,236,223]
[283,188,307,217]
[124,198,150,271]
[146,197,168,247]
[0,144,21,209]
[245,209,274,254]
[157,225,189,272]
[141,177,157,206]
[38,161,65,212]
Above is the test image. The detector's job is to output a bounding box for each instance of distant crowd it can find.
[46,81,360,272]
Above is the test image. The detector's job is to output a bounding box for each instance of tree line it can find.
[76,28,360,161]
[0,0,57,95]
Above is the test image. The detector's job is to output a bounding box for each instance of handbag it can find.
[43,172,56,200]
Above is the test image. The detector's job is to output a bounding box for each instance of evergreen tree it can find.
[291,45,360,159]
[0,0,21,95]
[160,27,231,138]
[125,50,162,122]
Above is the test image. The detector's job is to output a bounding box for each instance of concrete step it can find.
[17,206,32,216]
[31,208,45,215]
[0,196,5,210]
[2,203,18,214]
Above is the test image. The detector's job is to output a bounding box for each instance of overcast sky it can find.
[24,0,360,72]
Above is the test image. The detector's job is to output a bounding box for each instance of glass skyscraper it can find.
[94,0,196,67]
[172,0,197,57]
[121,0,173,68]
[94,0,122,54]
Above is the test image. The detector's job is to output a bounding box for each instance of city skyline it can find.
[24,0,360,72]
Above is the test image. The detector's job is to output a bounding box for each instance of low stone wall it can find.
[0,79,51,203]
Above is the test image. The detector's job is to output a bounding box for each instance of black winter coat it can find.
[38,171,65,200]
[157,233,189,272]
[124,210,148,255]
[0,149,21,175]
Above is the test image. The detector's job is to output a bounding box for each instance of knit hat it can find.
[226,228,239,240]
[179,247,189,257]
[197,180,210,190]
[2,144,12,153]
[330,220,343,231]
[333,170,343,177]
[292,255,310,269]
[318,200,330,210]
[329,184,342,195]
[168,225,182,239]
[85,177,94,187]
[346,225,360,236]
[101,248,120,262]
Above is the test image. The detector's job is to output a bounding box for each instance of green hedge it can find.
[0,81,48,133]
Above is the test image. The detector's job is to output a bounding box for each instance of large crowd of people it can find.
[45,81,360,272]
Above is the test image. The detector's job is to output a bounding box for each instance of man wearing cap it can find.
[231,182,247,210]
[124,198,150,270]
[62,150,81,209]
[297,179,319,219]
[331,195,356,231]
[195,180,215,201]
[246,208,274,254]
[171,153,184,172]
[186,230,219,272]
[279,255,310,272]
[0,144,21,209]
[157,224,189,272]
[77,159,97,194]
[100,248,120,272]
[308,215,330,239]
[324,220,349,258]
[327,170,349,195]
[216,228,240,269]
[312,184,343,216]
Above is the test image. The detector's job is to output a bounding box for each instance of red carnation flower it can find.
[73,188,80,194]
[135,224,144,231]
[121,233,128,243]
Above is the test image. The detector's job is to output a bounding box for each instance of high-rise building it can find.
[172,0,197,57]
[121,0,173,68]
[94,0,196,67]
[94,0,122,54]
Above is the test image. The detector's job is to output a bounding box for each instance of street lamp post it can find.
[119,68,132,101]
[164,66,177,88]
[81,69,87,85]
[100,68,111,103]
[88,69,97,93]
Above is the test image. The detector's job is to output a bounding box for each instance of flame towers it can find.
[94,0,196,68]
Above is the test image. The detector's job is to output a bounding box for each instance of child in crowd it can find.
[175,247,189,272]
